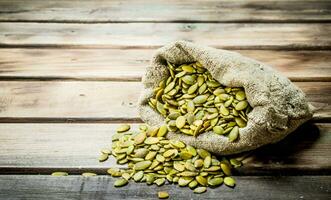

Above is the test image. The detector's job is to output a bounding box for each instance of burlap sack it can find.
[138,41,314,155]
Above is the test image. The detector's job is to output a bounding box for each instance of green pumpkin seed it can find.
[213,126,224,135]
[176,116,186,129]
[99,154,109,162]
[158,191,169,199]
[194,187,207,194]
[178,177,193,186]
[164,81,175,94]
[230,158,242,167]
[228,126,239,142]
[220,104,230,116]
[204,156,212,168]
[101,149,111,155]
[197,149,211,159]
[154,178,166,186]
[188,180,198,189]
[168,112,181,120]
[235,117,247,128]
[194,159,204,168]
[117,124,130,133]
[235,91,246,100]
[114,178,128,187]
[133,171,144,182]
[224,177,236,187]
[51,172,68,176]
[82,172,97,177]
[220,163,232,176]
[188,83,199,94]
[163,149,177,158]
[144,137,159,145]
[157,125,168,137]
[180,151,193,160]
[235,101,248,111]
[174,162,185,172]
[182,75,195,85]
[193,95,208,104]
[145,151,157,160]
[135,161,152,170]
[182,64,195,73]
[134,131,146,145]
[170,140,186,149]
[208,177,223,187]
[187,101,195,113]
[195,176,207,186]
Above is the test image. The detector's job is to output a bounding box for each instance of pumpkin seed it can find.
[157,125,168,137]
[144,137,159,145]
[228,126,239,142]
[82,172,97,177]
[235,91,246,100]
[135,161,152,170]
[213,126,224,135]
[51,172,68,176]
[194,187,207,194]
[208,177,223,187]
[154,178,166,186]
[134,131,146,145]
[158,191,169,199]
[178,177,193,186]
[204,156,212,168]
[224,177,236,187]
[235,101,248,111]
[196,176,207,186]
[176,116,186,129]
[98,153,109,162]
[117,124,130,133]
[193,95,208,104]
[220,163,232,176]
[133,171,144,182]
[114,178,128,187]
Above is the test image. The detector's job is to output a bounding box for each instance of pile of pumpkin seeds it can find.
[103,124,242,198]
[148,61,252,141]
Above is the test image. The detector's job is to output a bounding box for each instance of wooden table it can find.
[0,1,330,199]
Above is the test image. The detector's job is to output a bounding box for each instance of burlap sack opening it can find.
[138,41,314,155]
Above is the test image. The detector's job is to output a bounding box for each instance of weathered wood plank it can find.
[0,81,329,121]
[0,49,330,81]
[0,123,330,175]
[0,23,330,49]
[0,0,330,22]
[0,175,329,200]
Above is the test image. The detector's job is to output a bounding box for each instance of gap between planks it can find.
[0,81,329,122]
[0,23,330,50]
[0,0,331,23]
[0,123,330,175]
[0,49,330,82]
[0,175,329,200]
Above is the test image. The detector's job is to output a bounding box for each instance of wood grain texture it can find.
[0,23,330,49]
[0,0,330,22]
[0,175,329,200]
[0,81,329,121]
[0,49,330,81]
[0,123,330,175]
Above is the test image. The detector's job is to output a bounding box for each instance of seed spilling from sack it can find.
[148,61,252,141]
[107,124,242,198]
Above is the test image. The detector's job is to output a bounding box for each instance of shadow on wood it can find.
[237,122,327,175]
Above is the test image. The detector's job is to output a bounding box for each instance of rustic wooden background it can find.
[0,0,330,199]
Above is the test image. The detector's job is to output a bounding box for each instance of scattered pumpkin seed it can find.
[82,172,97,177]
[117,124,130,133]
[114,178,128,187]
[158,191,169,199]
[51,172,68,176]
